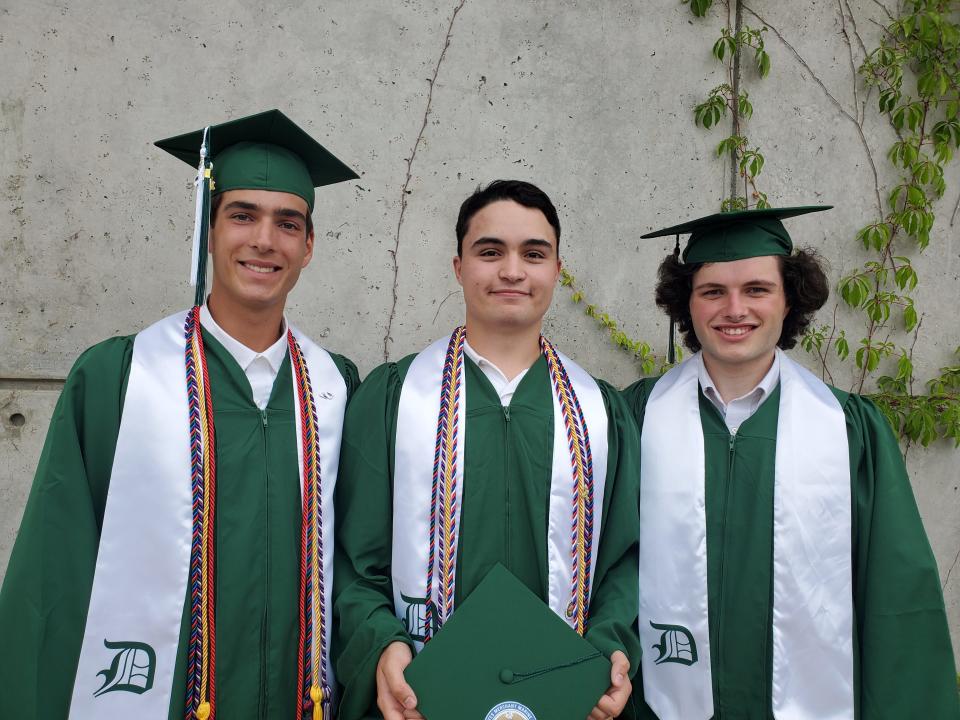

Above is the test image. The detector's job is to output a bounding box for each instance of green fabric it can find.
[213,141,316,210]
[404,564,611,720]
[623,376,960,720]
[333,354,642,720]
[154,109,360,212]
[0,327,359,720]
[638,206,831,263]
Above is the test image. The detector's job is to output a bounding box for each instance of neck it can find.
[206,293,285,352]
[464,320,542,381]
[701,350,776,403]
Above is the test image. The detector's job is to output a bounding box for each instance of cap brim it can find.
[640,205,833,239]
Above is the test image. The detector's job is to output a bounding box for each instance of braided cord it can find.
[424,326,465,640]
[541,337,595,636]
[184,307,217,720]
[290,333,329,720]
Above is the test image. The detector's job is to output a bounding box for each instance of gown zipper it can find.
[714,428,737,717]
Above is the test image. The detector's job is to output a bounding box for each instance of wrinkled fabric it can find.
[624,377,959,720]
[0,330,358,720]
[333,354,641,720]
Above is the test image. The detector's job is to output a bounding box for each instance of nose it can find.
[499,252,526,282]
[723,290,747,320]
[250,219,275,252]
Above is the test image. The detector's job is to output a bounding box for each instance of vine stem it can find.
[730,0,744,202]
[901,315,923,460]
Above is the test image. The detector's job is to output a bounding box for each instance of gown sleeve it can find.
[330,352,362,399]
[582,380,642,675]
[0,337,133,720]
[333,361,413,720]
[846,393,960,718]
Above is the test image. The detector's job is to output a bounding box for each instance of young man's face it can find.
[453,199,561,335]
[208,189,314,314]
[688,254,788,373]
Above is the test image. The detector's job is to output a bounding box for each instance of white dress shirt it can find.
[698,351,781,435]
[200,306,289,410]
[463,340,530,406]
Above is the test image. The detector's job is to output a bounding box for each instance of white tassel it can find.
[190,126,210,287]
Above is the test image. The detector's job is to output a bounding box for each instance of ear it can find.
[452,254,463,286]
[302,228,315,268]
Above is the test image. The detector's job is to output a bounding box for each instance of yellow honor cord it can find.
[196,701,211,720]
[311,685,324,720]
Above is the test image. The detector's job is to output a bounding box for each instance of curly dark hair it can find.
[655,248,830,352]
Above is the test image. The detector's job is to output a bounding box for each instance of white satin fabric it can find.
[392,333,608,650]
[70,311,346,718]
[638,350,853,720]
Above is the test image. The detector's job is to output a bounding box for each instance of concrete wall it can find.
[2,0,958,661]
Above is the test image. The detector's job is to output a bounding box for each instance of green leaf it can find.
[694,97,726,129]
[906,184,927,207]
[688,0,713,17]
[835,333,850,361]
[857,222,891,251]
[756,49,771,78]
[904,303,919,331]
[878,88,900,113]
[712,35,728,62]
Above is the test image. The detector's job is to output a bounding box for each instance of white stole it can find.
[391,334,609,649]
[638,350,853,720]
[69,311,347,718]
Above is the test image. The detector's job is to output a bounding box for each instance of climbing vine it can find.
[803,0,960,448]
[560,0,960,448]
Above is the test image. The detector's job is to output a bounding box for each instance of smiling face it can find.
[207,188,314,316]
[453,199,561,335]
[689,255,789,376]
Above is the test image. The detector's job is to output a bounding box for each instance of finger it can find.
[586,705,609,720]
[382,662,418,710]
[609,651,630,687]
[377,691,406,720]
[596,678,632,717]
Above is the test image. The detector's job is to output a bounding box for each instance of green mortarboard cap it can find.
[154,109,358,212]
[641,206,832,264]
[404,564,611,720]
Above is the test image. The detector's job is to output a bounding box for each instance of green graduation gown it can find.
[624,377,959,719]
[332,353,642,720]
[0,329,359,720]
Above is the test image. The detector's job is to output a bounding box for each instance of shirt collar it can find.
[199,305,289,373]
[698,349,781,409]
[463,340,511,385]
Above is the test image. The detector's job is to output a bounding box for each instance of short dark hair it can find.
[455,179,561,257]
[209,192,314,238]
[654,249,830,352]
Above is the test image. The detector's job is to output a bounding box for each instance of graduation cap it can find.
[641,205,832,362]
[155,109,359,306]
[404,564,611,720]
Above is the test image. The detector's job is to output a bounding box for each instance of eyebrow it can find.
[470,237,555,250]
[693,279,779,290]
[221,201,307,224]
